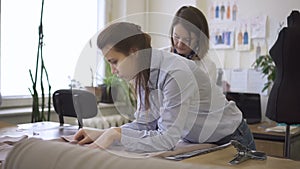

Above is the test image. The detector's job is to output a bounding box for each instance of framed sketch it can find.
[235,24,251,51]
[210,23,235,49]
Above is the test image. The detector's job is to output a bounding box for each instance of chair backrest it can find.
[266,10,300,124]
[225,92,261,124]
[53,89,98,128]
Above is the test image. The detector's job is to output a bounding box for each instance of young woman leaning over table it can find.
[73,22,256,152]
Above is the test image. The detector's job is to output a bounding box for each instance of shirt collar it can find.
[173,48,195,60]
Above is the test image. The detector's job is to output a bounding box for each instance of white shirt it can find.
[194,54,217,83]
[120,49,242,152]
[160,46,217,83]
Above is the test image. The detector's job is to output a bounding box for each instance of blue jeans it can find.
[214,119,256,150]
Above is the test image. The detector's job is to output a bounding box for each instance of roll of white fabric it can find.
[3,138,206,169]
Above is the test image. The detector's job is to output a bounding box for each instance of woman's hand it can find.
[89,127,121,149]
[73,128,105,145]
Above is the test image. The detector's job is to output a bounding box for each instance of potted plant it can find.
[252,54,276,92]
[99,73,118,103]
[99,61,136,106]
[28,0,51,122]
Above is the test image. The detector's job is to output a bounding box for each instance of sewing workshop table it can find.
[182,144,300,169]
[248,121,300,160]
[0,121,300,169]
[0,121,78,140]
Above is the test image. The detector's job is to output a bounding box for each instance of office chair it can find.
[53,89,98,128]
[266,10,300,158]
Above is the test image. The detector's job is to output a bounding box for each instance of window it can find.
[1,0,105,107]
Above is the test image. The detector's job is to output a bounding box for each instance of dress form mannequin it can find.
[266,10,300,158]
[266,10,300,124]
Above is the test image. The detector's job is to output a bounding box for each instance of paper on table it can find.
[17,121,65,131]
[265,126,298,134]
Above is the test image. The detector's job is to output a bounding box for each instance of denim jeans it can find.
[214,119,256,150]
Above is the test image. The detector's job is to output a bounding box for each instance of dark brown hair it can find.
[97,22,151,110]
[170,6,209,59]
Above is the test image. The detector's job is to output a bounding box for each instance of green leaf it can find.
[252,54,275,93]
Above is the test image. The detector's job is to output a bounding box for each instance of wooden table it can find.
[183,145,300,169]
[1,121,300,169]
[248,121,300,160]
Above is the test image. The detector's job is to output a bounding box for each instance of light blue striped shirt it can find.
[120,49,242,152]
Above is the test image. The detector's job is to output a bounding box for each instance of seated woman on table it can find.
[73,22,256,152]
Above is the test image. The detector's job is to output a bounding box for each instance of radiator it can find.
[83,115,130,129]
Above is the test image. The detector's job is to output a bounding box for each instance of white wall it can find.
[197,0,300,69]
[196,0,299,121]
[108,0,299,68]
[107,0,197,48]
[106,0,299,122]
[105,0,300,71]
[147,0,197,48]
[106,0,147,27]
